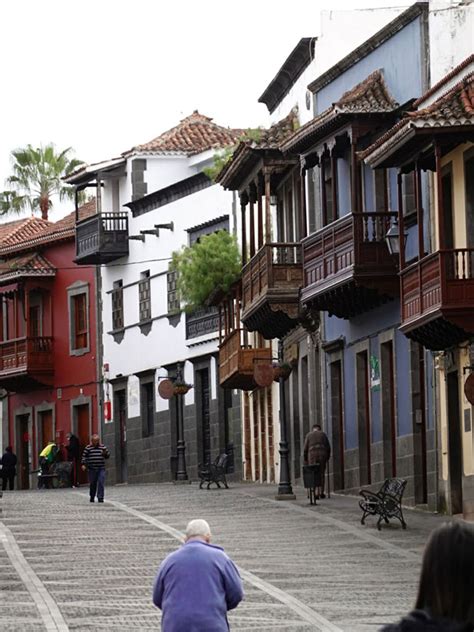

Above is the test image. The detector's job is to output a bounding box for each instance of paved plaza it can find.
[0,481,449,632]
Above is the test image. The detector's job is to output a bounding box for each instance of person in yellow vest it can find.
[38,441,59,489]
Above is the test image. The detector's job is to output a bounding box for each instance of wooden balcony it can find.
[400,249,474,350]
[241,243,303,339]
[75,212,129,264]
[219,329,272,390]
[0,337,54,391]
[301,212,399,318]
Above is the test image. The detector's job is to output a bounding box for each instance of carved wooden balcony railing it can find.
[0,336,54,390]
[185,307,219,339]
[219,328,272,390]
[400,248,474,349]
[75,212,129,264]
[241,243,303,339]
[301,212,399,318]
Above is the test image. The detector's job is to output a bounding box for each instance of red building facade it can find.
[0,202,100,489]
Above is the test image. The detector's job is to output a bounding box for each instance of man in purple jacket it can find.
[153,519,244,631]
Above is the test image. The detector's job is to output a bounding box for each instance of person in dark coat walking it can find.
[303,424,331,498]
[66,433,80,487]
[1,446,17,491]
[380,521,474,631]
[81,434,109,503]
[153,519,243,632]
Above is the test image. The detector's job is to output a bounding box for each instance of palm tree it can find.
[4,144,83,220]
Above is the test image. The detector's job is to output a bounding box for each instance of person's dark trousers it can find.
[319,460,327,494]
[88,468,105,501]
[39,458,51,489]
[1,474,14,490]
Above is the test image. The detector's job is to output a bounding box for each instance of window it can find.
[167,267,180,314]
[374,169,388,212]
[68,282,90,355]
[112,280,124,330]
[402,173,416,216]
[322,155,337,225]
[138,270,151,322]
[141,381,154,437]
[29,305,41,338]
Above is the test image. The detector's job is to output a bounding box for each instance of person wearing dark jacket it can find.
[303,424,331,498]
[66,433,81,487]
[1,446,17,491]
[380,521,474,631]
[81,434,109,503]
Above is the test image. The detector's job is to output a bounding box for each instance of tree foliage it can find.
[202,128,264,182]
[172,230,241,311]
[3,143,83,219]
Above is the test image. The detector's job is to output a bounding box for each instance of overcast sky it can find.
[0,0,411,221]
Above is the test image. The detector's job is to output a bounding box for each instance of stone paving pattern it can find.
[0,482,450,631]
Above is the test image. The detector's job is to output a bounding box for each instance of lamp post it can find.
[174,363,189,482]
[275,340,296,500]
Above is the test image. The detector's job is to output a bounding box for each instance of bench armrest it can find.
[359,489,382,501]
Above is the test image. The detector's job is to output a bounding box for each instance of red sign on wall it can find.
[104,400,112,422]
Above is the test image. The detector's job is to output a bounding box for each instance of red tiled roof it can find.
[283,70,398,153]
[0,199,97,256]
[0,252,56,284]
[216,110,299,186]
[362,72,474,165]
[0,217,51,248]
[125,111,244,157]
[414,54,474,108]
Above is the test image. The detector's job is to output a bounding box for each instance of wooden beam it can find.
[264,170,272,243]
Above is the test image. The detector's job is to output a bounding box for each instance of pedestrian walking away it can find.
[303,424,331,499]
[66,432,81,487]
[1,446,17,491]
[81,434,110,503]
[153,518,244,632]
[380,521,474,631]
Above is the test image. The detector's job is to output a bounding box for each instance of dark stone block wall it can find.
[103,385,242,486]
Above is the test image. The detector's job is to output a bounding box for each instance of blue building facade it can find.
[282,3,436,506]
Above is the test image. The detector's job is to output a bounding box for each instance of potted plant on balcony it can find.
[272,362,292,382]
[172,230,241,311]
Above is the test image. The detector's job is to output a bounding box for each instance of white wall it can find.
[270,7,404,126]
[429,0,474,85]
[101,157,235,415]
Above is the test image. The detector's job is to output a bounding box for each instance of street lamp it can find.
[276,340,296,500]
[174,363,190,482]
[385,220,408,256]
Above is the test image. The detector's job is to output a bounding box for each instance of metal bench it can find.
[35,462,73,489]
[359,477,407,530]
[199,454,229,489]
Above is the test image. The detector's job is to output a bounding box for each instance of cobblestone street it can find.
[0,482,448,632]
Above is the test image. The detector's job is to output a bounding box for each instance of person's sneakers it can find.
[320,493,326,499]
[98,499,104,503]
[90,498,95,503]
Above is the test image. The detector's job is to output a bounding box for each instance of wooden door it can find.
[381,342,397,477]
[200,369,211,466]
[18,414,30,490]
[447,371,463,514]
[330,361,344,490]
[115,389,127,483]
[356,351,371,485]
[39,410,53,448]
[76,404,90,484]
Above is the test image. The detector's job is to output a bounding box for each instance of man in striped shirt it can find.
[81,434,110,503]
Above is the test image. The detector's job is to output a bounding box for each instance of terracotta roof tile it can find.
[362,72,474,164]
[0,199,97,256]
[282,70,398,152]
[0,217,50,248]
[125,111,244,157]
[0,252,56,284]
[216,110,299,186]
